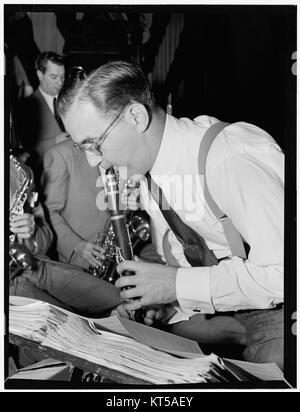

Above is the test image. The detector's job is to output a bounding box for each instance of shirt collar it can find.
[150,113,181,177]
[39,87,58,113]
[39,86,57,100]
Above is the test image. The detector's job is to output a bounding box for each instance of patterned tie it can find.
[53,97,65,132]
[147,173,219,267]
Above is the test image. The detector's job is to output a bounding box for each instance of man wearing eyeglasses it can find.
[56,61,284,368]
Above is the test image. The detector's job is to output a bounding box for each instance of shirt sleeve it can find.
[176,152,284,314]
[42,147,83,262]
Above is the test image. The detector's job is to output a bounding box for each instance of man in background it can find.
[20,51,69,181]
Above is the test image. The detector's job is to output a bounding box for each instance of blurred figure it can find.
[19,51,69,181]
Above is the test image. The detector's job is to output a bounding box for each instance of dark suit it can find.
[20,88,62,157]
[42,140,110,270]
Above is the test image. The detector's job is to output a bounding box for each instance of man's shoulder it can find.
[176,115,221,142]
[45,139,74,157]
[22,88,43,107]
[192,114,220,127]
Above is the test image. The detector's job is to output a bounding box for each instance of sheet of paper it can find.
[119,317,203,356]
[9,296,38,306]
[224,358,285,382]
[20,358,66,371]
[92,315,131,337]
[92,315,203,356]
[9,358,72,381]
[9,365,71,381]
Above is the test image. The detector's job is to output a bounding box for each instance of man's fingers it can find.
[87,255,101,267]
[155,309,164,321]
[11,213,33,222]
[115,273,138,289]
[126,200,140,211]
[93,245,105,254]
[116,304,130,319]
[10,219,32,229]
[10,214,35,238]
[121,184,140,210]
[144,317,154,326]
[91,249,104,259]
[17,233,32,240]
[144,308,157,326]
[123,299,144,312]
[116,260,139,276]
[120,286,142,301]
[82,243,105,261]
[10,224,32,232]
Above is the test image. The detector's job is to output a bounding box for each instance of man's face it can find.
[63,102,140,174]
[38,60,65,96]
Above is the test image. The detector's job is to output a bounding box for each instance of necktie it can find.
[53,97,65,132]
[147,173,219,267]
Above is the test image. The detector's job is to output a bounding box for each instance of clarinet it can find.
[105,167,144,323]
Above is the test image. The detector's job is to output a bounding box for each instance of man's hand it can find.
[115,258,177,311]
[120,176,142,211]
[10,213,35,240]
[142,306,168,326]
[111,303,168,327]
[55,132,70,145]
[74,241,105,267]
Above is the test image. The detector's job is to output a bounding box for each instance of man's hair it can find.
[57,60,154,117]
[35,51,65,74]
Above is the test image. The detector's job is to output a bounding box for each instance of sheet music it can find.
[8,297,235,384]
[9,296,203,357]
[9,297,286,385]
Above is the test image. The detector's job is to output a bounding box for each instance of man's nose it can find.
[85,151,102,167]
[57,77,64,87]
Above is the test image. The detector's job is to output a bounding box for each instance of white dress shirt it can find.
[39,87,57,115]
[139,114,284,322]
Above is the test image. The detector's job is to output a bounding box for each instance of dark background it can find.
[5,5,297,150]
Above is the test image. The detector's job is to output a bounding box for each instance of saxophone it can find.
[89,212,150,283]
[88,220,118,283]
[9,154,37,279]
[88,170,150,284]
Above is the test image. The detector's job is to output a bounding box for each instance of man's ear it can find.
[126,103,150,133]
[36,70,43,82]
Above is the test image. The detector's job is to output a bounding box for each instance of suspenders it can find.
[198,122,247,259]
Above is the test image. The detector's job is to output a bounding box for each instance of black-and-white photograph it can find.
[3,1,297,393]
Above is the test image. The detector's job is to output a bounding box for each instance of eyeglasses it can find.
[73,107,126,155]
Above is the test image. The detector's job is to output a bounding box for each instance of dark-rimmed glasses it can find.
[73,107,126,155]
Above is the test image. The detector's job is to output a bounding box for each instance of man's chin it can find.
[99,160,112,169]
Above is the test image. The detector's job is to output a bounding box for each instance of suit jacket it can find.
[20,88,63,157]
[42,140,110,270]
